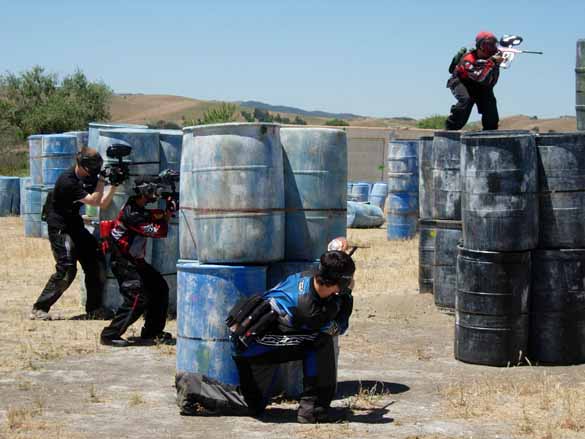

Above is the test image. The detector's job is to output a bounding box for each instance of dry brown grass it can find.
[439,371,585,438]
[0,217,176,374]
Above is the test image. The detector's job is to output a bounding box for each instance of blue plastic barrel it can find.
[159,129,183,171]
[152,217,179,315]
[180,123,284,263]
[347,201,384,228]
[64,131,88,149]
[88,122,148,148]
[387,193,418,239]
[23,184,43,237]
[41,134,78,185]
[20,177,32,217]
[176,261,267,384]
[387,139,418,240]
[369,182,388,209]
[97,128,161,220]
[280,127,347,261]
[347,182,353,195]
[0,177,21,216]
[28,135,43,184]
[40,185,53,238]
[349,183,369,202]
[388,140,418,192]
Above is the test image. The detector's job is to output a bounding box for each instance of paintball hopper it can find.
[106,144,132,160]
[499,35,523,48]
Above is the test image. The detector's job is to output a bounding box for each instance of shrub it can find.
[415,115,447,129]
[324,118,349,127]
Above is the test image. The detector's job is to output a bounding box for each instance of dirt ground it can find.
[1,216,585,439]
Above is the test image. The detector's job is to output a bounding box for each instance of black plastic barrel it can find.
[455,247,530,366]
[577,40,585,131]
[461,130,538,251]
[431,131,461,220]
[418,136,433,220]
[432,221,462,312]
[418,219,436,294]
[529,249,585,365]
[536,132,585,248]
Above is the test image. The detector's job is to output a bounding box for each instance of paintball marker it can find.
[136,169,180,211]
[101,144,132,186]
[497,35,543,69]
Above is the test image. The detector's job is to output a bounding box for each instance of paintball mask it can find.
[475,31,498,57]
[77,151,104,177]
[133,180,158,201]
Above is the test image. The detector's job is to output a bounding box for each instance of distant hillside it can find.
[108,94,577,133]
[237,100,362,120]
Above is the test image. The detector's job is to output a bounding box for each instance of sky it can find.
[1,0,584,120]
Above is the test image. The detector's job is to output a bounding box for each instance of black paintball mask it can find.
[133,180,159,202]
[77,151,104,177]
[317,250,356,291]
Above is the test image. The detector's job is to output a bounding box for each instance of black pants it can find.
[101,250,169,340]
[445,77,499,130]
[34,227,105,313]
[176,334,337,417]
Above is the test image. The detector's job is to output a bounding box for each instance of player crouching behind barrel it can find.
[176,238,356,424]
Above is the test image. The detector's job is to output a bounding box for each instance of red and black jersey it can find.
[110,196,168,261]
[455,50,500,87]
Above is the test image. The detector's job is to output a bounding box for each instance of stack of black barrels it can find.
[455,130,585,367]
[418,132,463,313]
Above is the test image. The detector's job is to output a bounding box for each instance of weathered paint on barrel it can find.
[64,131,88,149]
[576,40,585,131]
[418,220,435,294]
[431,131,461,220]
[176,261,267,384]
[347,201,384,229]
[28,135,43,185]
[530,249,585,365]
[455,247,530,366]
[387,140,418,193]
[536,132,585,248]
[88,122,148,148]
[41,134,78,185]
[40,185,54,238]
[369,182,388,209]
[461,130,538,251]
[349,182,369,202]
[159,129,183,171]
[280,127,347,261]
[386,193,417,239]
[266,260,320,398]
[97,128,161,220]
[180,123,284,263]
[19,177,32,217]
[347,182,353,195]
[0,177,21,216]
[418,136,433,219]
[432,221,462,312]
[23,184,43,237]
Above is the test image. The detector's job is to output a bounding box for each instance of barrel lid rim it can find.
[280,126,346,134]
[98,128,159,135]
[457,245,530,261]
[183,122,280,133]
[461,130,533,138]
[177,259,269,271]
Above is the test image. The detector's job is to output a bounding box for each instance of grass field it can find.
[1,216,585,438]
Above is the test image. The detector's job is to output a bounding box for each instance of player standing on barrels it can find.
[30,147,117,320]
[445,31,503,131]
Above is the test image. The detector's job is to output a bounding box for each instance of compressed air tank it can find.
[279,127,347,261]
[180,123,284,264]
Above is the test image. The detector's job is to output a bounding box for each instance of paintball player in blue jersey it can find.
[176,238,356,424]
